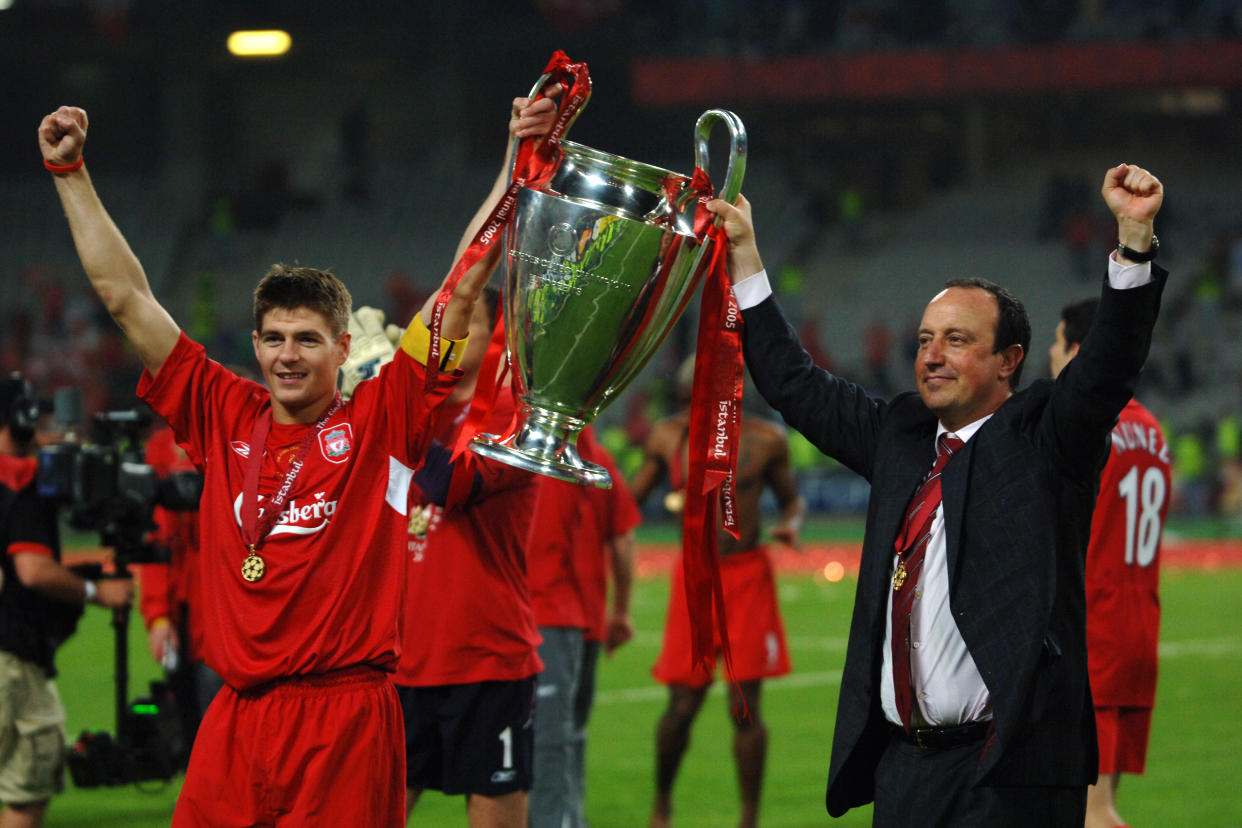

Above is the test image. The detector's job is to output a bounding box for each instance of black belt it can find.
[892,721,990,751]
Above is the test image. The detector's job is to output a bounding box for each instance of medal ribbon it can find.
[683,170,745,680]
[424,50,591,393]
[241,393,342,553]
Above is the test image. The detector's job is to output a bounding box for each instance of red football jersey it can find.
[393,392,542,686]
[1086,398,1169,707]
[526,428,641,638]
[139,333,455,690]
[526,471,590,631]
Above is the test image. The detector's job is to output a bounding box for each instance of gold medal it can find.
[408,505,431,538]
[892,561,907,592]
[242,547,266,583]
[663,489,686,514]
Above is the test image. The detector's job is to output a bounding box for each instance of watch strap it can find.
[1117,234,1158,263]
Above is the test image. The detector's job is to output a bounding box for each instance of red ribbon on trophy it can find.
[424,50,591,393]
[682,170,744,678]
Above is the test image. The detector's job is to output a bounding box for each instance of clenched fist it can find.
[38,106,89,168]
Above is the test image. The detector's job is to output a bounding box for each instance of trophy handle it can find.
[694,109,748,207]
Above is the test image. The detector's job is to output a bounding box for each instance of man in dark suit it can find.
[705,163,1166,826]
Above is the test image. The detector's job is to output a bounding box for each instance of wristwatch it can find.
[1117,234,1158,263]
[84,580,97,603]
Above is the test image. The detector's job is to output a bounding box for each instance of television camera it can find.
[35,388,203,788]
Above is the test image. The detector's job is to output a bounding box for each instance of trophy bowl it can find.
[470,108,746,488]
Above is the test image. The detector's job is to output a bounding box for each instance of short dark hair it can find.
[1059,298,1099,349]
[943,277,1031,388]
[0,372,37,445]
[253,265,352,338]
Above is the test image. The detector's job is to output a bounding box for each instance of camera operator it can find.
[0,374,132,828]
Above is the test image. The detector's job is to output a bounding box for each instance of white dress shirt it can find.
[881,418,991,727]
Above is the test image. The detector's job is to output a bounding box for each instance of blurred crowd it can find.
[6,0,1242,527]
[5,216,1242,526]
[0,267,141,422]
[584,0,1242,55]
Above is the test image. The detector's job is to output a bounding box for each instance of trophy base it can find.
[470,417,611,489]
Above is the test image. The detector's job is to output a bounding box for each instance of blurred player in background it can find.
[134,422,220,764]
[392,284,542,828]
[526,426,640,827]
[630,359,805,828]
[1049,298,1170,828]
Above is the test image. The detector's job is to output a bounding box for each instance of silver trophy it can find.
[470,85,747,488]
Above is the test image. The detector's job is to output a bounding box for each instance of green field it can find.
[42,530,1242,827]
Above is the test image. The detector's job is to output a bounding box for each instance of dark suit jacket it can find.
[739,268,1167,817]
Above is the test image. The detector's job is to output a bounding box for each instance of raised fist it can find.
[1102,163,1163,227]
[38,106,89,168]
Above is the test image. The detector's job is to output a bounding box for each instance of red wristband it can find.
[44,157,84,174]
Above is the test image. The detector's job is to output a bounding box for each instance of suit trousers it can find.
[872,728,1086,827]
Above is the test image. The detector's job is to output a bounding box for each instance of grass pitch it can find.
[42,529,1242,827]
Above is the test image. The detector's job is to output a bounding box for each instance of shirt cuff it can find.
[732,269,773,310]
[1107,252,1153,289]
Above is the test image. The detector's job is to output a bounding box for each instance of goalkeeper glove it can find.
[339,306,398,397]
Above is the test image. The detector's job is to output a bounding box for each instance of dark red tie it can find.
[890,432,963,729]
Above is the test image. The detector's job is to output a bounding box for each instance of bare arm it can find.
[603,529,636,656]
[628,454,664,507]
[39,107,180,375]
[766,433,806,549]
[629,420,679,506]
[419,87,561,338]
[13,552,133,608]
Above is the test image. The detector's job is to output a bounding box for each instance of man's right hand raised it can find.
[38,106,88,168]
[706,194,765,285]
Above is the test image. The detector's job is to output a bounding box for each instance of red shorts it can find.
[652,547,791,688]
[1094,705,1153,775]
[173,666,405,827]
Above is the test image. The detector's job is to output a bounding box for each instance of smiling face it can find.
[252,306,350,424]
[915,286,1023,432]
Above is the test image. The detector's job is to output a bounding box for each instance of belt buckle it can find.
[911,727,932,750]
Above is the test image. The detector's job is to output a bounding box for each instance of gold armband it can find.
[401,315,469,372]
